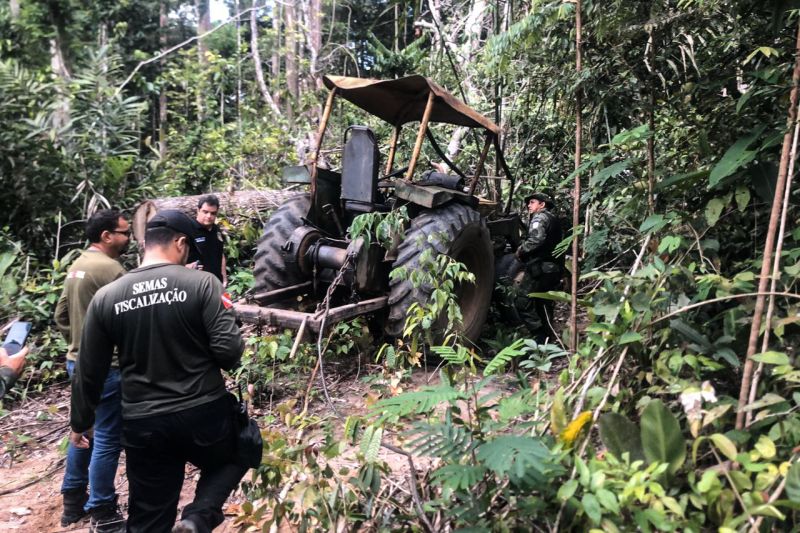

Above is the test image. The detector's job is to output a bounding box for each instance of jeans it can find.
[62,360,123,510]
[122,394,247,533]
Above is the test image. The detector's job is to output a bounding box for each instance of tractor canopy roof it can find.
[322,75,500,135]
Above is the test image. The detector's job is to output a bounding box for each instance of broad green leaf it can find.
[610,124,650,146]
[657,235,682,254]
[755,435,776,459]
[581,493,602,524]
[697,470,719,493]
[728,470,752,491]
[551,388,568,436]
[751,351,790,365]
[639,214,667,233]
[735,185,751,212]
[596,488,620,514]
[740,393,787,412]
[786,463,800,503]
[590,159,631,188]
[599,413,645,461]
[709,127,764,186]
[749,504,785,520]
[661,496,684,517]
[744,46,780,64]
[618,331,643,345]
[640,400,686,474]
[709,433,737,461]
[558,479,579,501]
[705,197,727,227]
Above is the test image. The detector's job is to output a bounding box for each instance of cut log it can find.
[132,189,300,241]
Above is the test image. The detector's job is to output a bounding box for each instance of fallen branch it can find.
[381,442,434,533]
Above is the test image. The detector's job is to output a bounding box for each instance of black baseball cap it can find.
[146,210,200,253]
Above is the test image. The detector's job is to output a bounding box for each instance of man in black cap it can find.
[69,209,247,533]
[515,192,564,341]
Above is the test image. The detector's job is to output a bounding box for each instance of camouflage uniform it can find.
[515,207,563,339]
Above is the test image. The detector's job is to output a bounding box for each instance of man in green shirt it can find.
[55,209,129,532]
[515,193,563,342]
[70,210,246,533]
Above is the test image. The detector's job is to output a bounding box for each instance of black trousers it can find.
[121,394,248,533]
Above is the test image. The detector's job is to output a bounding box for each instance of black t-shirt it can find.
[70,263,243,431]
[188,222,225,281]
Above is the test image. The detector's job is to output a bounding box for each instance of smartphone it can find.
[3,321,31,356]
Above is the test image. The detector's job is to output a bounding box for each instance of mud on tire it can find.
[253,193,311,293]
[386,203,493,341]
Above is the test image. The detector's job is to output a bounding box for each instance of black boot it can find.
[61,487,88,526]
[89,499,126,533]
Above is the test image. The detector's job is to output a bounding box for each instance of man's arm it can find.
[70,298,114,434]
[54,288,70,340]
[221,254,227,287]
[201,276,243,371]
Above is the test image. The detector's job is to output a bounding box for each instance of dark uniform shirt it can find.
[0,366,17,399]
[70,263,243,433]
[517,208,563,265]
[188,222,225,282]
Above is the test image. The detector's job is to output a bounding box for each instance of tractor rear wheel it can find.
[386,203,494,341]
[253,193,311,293]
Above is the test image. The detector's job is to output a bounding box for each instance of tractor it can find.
[234,74,524,341]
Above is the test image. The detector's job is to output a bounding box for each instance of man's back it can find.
[73,263,242,424]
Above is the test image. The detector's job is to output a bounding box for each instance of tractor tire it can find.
[386,203,494,341]
[253,193,311,293]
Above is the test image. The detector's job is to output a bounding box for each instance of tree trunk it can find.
[251,0,282,115]
[735,18,800,430]
[309,0,322,90]
[285,1,299,121]
[159,0,169,158]
[271,1,282,107]
[132,189,300,242]
[570,0,582,354]
[195,0,211,120]
[9,0,19,20]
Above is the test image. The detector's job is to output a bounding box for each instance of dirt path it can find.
[0,383,242,532]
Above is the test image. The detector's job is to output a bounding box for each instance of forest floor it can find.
[0,354,449,532]
[0,305,570,532]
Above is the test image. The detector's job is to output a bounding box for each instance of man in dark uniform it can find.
[188,195,227,287]
[69,210,246,533]
[515,192,563,341]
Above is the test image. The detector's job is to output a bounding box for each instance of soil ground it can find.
[0,304,572,532]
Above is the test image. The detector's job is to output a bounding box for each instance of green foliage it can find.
[639,400,686,476]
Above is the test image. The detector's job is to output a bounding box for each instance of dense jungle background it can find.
[2,0,800,530]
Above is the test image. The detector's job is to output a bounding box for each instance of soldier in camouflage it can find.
[515,192,563,341]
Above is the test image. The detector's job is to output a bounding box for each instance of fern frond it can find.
[405,419,477,461]
[483,338,527,376]
[431,344,469,365]
[372,384,465,420]
[430,464,487,492]
[476,435,564,486]
[359,425,383,463]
